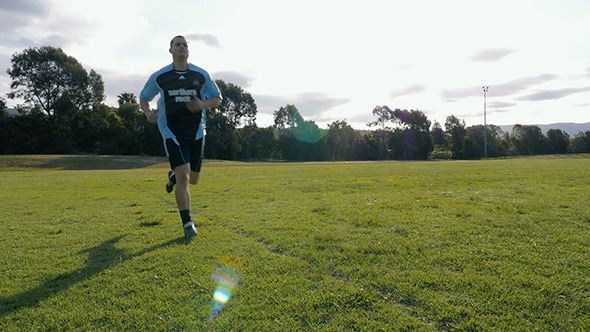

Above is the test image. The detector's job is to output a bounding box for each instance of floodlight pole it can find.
[482,86,489,159]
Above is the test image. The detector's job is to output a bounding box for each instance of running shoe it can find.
[184,221,197,239]
[166,170,176,193]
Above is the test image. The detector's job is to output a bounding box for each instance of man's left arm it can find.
[186,96,222,112]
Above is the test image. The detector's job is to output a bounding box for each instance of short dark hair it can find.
[170,35,186,48]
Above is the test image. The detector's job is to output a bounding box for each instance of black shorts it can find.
[165,137,205,172]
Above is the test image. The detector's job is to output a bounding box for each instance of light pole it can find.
[482,86,489,159]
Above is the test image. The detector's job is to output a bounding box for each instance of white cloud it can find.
[517,87,590,102]
[390,85,428,98]
[469,48,517,62]
[185,34,222,48]
[214,71,255,88]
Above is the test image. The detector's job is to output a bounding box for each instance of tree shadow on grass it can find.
[0,235,187,318]
[0,155,168,170]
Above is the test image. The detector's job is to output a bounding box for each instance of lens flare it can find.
[292,123,326,144]
[208,263,241,320]
[213,288,231,303]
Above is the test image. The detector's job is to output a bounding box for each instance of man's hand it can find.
[140,98,158,124]
[144,109,158,124]
[186,96,206,113]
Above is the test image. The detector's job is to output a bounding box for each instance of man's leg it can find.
[176,169,201,209]
[174,163,197,238]
[174,163,191,211]
[189,170,200,185]
[165,138,198,238]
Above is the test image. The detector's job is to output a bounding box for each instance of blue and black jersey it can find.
[140,63,222,140]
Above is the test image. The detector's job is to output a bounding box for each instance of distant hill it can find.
[3,108,19,116]
[499,122,590,137]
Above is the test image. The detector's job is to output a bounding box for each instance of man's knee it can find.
[173,165,190,183]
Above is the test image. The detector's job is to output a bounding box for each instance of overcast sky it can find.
[1,0,589,129]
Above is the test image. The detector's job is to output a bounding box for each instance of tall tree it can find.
[214,80,257,126]
[431,120,445,147]
[569,131,590,153]
[117,92,137,106]
[325,120,359,160]
[87,70,105,106]
[445,115,467,158]
[273,104,302,129]
[6,46,104,120]
[465,124,506,158]
[545,129,570,154]
[511,124,546,155]
[272,104,326,160]
[392,109,433,160]
[205,80,257,159]
[368,105,394,130]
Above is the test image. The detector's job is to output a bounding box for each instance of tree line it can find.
[2,46,590,160]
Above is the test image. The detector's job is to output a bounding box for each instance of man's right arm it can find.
[140,98,158,124]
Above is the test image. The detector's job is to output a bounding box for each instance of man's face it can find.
[170,37,189,57]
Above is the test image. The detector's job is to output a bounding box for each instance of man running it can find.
[140,35,222,239]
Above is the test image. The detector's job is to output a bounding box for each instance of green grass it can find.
[1,155,589,331]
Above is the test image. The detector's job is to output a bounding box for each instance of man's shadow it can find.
[0,235,186,317]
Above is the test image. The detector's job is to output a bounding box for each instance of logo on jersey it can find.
[169,88,197,102]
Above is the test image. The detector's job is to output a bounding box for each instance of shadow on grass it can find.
[0,235,187,318]
[0,155,168,170]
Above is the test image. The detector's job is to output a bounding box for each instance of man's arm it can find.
[186,96,222,113]
[140,98,158,124]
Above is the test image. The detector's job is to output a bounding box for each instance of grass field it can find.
[1,155,589,331]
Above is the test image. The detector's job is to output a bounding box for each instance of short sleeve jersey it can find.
[140,63,222,140]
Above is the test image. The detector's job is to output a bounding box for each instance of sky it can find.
[1,0,589,130]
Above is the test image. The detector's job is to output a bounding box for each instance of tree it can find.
[116,95,143,154]
[431,120,445,147]
[87,70,105,106]
[392,109,433,160]
[250,126,276,160]
[236,124,258,160]
[367,105,394,130]
[465,124,506,158]
[7,46,104,120]
[460,135,482,159]
[430,120,452,159]
[273,104,301,129]
[116,93,141,129]
[325,120,359,161]
[271,104,328,161]
[117,92,137,106]
[360,133,380,160]
[5,46,106,154]
[205,110,239,159]
[204,80,257,159]
[510,124,546,155]
[570,131,590,153]
[214,80,257,126]
[291,118,325,145]
[77,104,124,154]
[545,129,570,154]
[0,110,49,154]
[445,115,467,159]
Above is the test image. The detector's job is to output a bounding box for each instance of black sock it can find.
[179,210,192,225]
[170,172,176,184]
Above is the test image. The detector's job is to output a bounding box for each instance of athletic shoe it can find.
[184,221,197,239]
[166,170,176,193]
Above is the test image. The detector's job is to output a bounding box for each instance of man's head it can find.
[169,35,189,58]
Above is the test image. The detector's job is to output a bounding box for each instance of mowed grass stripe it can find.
[1,156,589,331]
